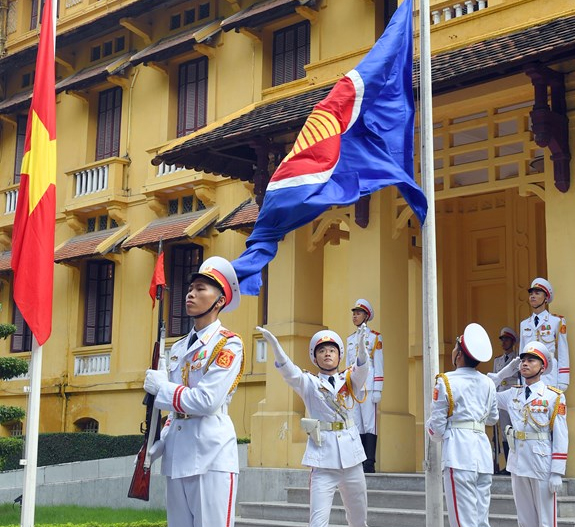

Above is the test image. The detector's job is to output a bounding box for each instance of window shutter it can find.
[273,21,310,87]
[177,58,208,138]
[14,116,27,184]
[30,0,39,30]
[11,301,32,352]
[169,245,202,337]
[84,263,99,345]
[96,88,122,160]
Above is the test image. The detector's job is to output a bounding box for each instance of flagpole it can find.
[20,336,43,527]
[419,0,444,525]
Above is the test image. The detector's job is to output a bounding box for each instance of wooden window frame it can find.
[177,57,208,138]
[272,21,310,87]
[168,244,203,337]
[11,301,32,353]
[84,260,115,346]
[95,87,122,161]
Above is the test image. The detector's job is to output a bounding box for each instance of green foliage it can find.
[0,357,28,381]
[0,407,25,425]
[0,437,22,472]
[0,503,166,526]
[0,325,16,341]
[237,436,251,444]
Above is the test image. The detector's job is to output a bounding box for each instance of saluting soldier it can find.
[519,278,569,391]
[493,326,520,473]
[258,324,369,527]
[144,256,244,527]
[346,299,383,473]
[489,341,568,527]
[427,323,499,527]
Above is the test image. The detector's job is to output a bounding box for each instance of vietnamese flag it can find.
[149,251,166,308]
[11,0,57,346]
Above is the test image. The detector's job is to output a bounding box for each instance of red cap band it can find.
[204,268,232,306]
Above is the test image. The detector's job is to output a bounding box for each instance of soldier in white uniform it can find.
[493,326,519,473]
[489,341,568,527]
[426,323,499,527]
[144,256,243,527]
[346,299,383,473]
[258,324,369,527]
[519,278,569,391]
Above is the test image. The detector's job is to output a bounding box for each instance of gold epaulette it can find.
[548,385,563,394]
[435,373,454,417]
[220,328,238,338]
[371,330,381,336]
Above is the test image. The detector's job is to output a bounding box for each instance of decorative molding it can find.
[107,74,130,90]
[193,43,216,59]
[66,90,90,104]
[146,196,166,215]
[224,0,241,12]
[146,61,169,76]
[107,205,127,225]
[296,6,319,25]
[194,183,216,206]
[65,213,85,235]
[308,209,350,251]
[238,27,262,43]
[55,51,76,75]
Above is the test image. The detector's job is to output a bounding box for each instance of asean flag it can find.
[11,0,57,346]
[233,0,426,295]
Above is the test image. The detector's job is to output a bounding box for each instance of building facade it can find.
[0,0,573,476]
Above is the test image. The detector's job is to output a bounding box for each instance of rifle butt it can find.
[128,445,151,501]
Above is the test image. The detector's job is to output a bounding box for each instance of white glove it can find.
[549,472,562,494]
[256,326,288,366]
[148,439,165,464]
[144,369,168,395]
[357,323,368,365]
[488,357,521,386]
[372,391,382,404]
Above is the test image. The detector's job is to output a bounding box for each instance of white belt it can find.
[175,407,224,419]
[319,419,354,431]
[450,420,485,433]
[513,431,550,441]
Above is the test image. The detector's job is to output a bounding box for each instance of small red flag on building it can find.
[149,252,166,307]
[11,0,57,346]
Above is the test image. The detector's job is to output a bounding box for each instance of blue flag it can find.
[232,0,426,295]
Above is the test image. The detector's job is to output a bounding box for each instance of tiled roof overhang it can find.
[54,226,129,264]
[122,208,219,250]
[0,0,185,75]
[215,199,259,232]
[221,0,317,32]
[154,14,575,175]
[56,53,132,93]
[0,90,32,115]
[131,20,222,66]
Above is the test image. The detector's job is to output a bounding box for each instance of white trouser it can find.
[309,464,368,527]
[443,467,492,527]
[511,473,557,527]
[166,470,237,527]
[352,395,378,434]
[497,409,511,443]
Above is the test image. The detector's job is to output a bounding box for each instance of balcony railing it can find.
[74,165,109,197]
[4,188,18,214]
[432,0,487,25]
[74,353,111,376]
[156,161,185,177]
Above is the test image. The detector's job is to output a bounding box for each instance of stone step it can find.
[286,487,575,515]
[238,501,575,527]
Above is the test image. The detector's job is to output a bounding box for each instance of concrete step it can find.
[286,486,575,516]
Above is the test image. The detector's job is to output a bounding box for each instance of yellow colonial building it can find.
[0,0,573,476]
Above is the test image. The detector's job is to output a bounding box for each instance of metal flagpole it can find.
[20,336,43,527]
[419,0,444,525]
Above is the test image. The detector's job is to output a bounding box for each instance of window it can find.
[167,195,206,216]
[177,57,208,137]
[96,87,122,161]
[169,245,202,337]
[14,116,27,184]
[11,301,32,353]
[30,0,60,30]
[84,260,114,345]
[272,21,310,86]
[9,422,23,437]
[75,418,99,433]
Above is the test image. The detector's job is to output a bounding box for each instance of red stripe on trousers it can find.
[449,468,462,527]
[226,473,235,527]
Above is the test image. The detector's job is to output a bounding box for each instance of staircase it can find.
[236,471,575,527]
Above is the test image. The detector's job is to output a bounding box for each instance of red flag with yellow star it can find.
[11,0,57,346]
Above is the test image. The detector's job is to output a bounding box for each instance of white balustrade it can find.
[432,0,487,24]
[74,353,111,376]
[74,164,109,197]
[5,189,18,214]
[156,161,185,177]
[66,0,83,7]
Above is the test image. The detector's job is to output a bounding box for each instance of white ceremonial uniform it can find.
[346,326,383,434]
[519,311,570,390]
[426,368,499,527]
[276,356,369,527]
[496,381,568,527]
[493,351,520,436]
[154,319,243,527]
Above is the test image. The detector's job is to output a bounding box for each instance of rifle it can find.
[128,244,167,501]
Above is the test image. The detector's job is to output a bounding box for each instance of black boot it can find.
[360,434,367,470]
[363,433,377,473]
